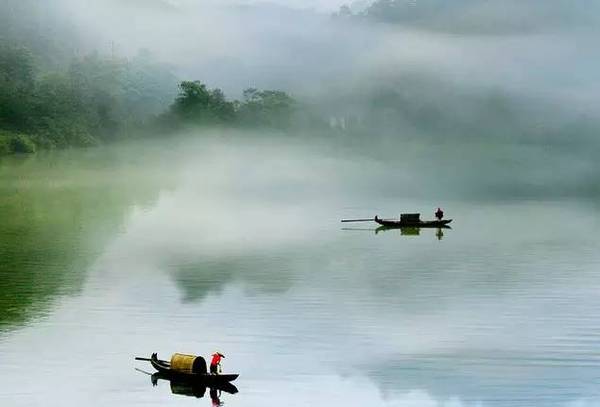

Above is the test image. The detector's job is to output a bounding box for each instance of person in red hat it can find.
[210,352,225,375]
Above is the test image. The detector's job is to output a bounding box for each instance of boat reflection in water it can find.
[376,226,420,236]
[366,226,452,240]
[436,227,445,240]
[375,226,450,240]
[341,225,450,240]
[139,369,239,405]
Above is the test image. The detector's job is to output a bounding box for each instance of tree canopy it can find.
[161,82,300,131]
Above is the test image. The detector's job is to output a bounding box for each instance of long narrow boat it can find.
[148,353,239,383]
[374,216,452,228]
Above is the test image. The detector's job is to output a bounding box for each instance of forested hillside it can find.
[0,0,310,156]
[0,1,179,153]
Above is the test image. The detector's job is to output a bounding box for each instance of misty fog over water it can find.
[1,1,600,406]
[0,134,599,407]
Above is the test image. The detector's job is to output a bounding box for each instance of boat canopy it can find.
[400,213,420,222]
[170,353,207,374]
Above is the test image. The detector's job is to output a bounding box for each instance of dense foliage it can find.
[0,39,179,154]
[0,39,306,156]
[0,0,311,156]
[160,82,300,130]
[237,88,297,129]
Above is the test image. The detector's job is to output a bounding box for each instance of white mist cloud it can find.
[53,0,600,112]
[175,0,348,12]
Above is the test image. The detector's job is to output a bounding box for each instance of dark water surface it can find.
[1,134,599,406]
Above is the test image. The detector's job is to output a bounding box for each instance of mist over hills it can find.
[339,0,600,34]
[1,0,599,152]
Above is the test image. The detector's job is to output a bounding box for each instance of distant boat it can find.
[374,215,452,228]
[136,353,239,384]
[341,213,452,228]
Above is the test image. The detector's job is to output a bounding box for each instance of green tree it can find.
[169,81,235,124]
[0,43,36,131]
[238,88,296,129]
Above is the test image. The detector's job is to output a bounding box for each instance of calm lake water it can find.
[1,133,599,407]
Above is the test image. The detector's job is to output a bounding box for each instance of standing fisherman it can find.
[210,352,225,375]
[435,207,444,220]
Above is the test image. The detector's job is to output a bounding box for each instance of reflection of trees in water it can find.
[167,223,590,315]
[360,354,599,405]
[170,255,297,303]
[165,231,600,403]
[0,148,174,333]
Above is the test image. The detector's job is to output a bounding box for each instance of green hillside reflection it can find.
[0,146,174,333]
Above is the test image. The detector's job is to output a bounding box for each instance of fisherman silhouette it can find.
[435,208,444,220]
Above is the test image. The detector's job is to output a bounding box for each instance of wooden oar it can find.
[135,357,152,362]
[341,218,374,223]
[135,368,153,376]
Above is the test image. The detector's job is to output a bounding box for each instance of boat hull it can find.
[150,354,239,383]
[374,217,452,228]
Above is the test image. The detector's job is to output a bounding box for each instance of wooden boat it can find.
[374,215,452,228]
[146,353,239,384]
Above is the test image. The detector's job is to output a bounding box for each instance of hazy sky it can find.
[39,0,600,128]
[175,0,348,11]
